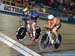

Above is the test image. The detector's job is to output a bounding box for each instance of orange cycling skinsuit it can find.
[47,17,60,29]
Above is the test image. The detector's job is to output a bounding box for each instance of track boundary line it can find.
[0,32,41,56]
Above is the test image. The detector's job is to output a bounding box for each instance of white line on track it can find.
[0,32,41,56]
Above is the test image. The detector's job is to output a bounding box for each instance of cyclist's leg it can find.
[52,23,61,37]
[52,27,58,38]
[31,15,39,41]
[31,20,36,40]
[52,24,61,43]
[52,28,59,44]
[25,20,31,32]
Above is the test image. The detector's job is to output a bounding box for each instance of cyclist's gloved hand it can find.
[43,24,52,30]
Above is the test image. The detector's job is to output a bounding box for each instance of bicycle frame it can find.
[46,30,53,43]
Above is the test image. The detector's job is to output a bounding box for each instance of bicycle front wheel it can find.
[16,25,27,40]
[39,33,49,50]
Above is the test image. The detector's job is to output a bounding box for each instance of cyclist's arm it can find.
[50,19,56,29]
[44,21,51,29]
[48,21,51,28]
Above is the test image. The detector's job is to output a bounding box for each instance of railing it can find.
[0,3,75,24]
[0,3,67,20]
[2,0,24,7]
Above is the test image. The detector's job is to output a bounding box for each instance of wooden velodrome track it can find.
[0,13,75,56]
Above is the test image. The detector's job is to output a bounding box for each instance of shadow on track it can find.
[39,48,75,54]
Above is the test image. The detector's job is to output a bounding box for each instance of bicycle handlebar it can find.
[44,27,52,31]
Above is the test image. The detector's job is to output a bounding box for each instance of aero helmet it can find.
[23,7,29,12]
[48,15,54,20]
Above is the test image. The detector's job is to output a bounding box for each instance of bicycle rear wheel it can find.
[35,27,41,39]
[54,34,62,49]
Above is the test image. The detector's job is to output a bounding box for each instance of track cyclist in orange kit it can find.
[44,15,61,44]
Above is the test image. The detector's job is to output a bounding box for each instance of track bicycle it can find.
[39,27,62,50]
[16,23,41,41]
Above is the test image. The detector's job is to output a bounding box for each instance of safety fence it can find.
[2,0,25,7]
[0,3,75,24]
